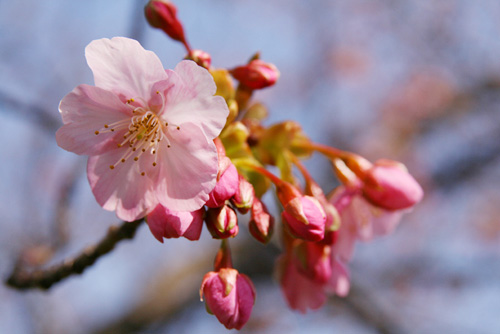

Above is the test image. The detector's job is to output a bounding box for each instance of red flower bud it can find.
[282,196,326,242]
[206,205,239,239]
[362,159,423,210]
[248,197,275,243]
[144,1,189,48]
[231,175,255,214]
[231,59,280,90]
[185,49,212,69]
[200,268,256,330]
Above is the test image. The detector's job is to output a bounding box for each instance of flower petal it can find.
[153,62,229,139]
[87,148,160,221]
[85,37,168,99]
[56,84,131,155]
[156,123,218,212]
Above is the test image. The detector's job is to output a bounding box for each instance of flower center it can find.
[94,98,180,174]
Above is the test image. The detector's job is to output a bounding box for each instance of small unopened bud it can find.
[231,175,255,214]
[248,198,274,243]
[186,49,212,69]
[362,159,424,210]
[282,196,326,242]
[206,141,239,208]
[144,0,189,49]
[231,59,280,90]
[200,268,256,330]
[206,205,239,239]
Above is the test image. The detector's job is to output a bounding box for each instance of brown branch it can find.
[6,219,145,290]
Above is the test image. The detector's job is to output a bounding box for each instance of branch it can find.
[6,219,145,290]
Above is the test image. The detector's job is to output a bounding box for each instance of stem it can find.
[295,141,349,160]
[237,160,301,204]
[214,239,233,271]
[6,219,144,290]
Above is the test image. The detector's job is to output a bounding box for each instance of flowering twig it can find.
[6,219,145,290]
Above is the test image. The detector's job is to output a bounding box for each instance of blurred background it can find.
[1,0,500,333]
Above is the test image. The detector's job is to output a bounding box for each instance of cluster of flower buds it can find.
[139,1,424,328]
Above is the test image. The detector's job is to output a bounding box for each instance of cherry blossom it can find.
[56,37,228,221]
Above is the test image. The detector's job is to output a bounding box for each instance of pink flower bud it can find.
[276,252,327,313]
[200,268,256,330]
[231,59,280,90]
[206,205,239,239]
[295,242,333,284]
[282,196,326,242]
[362,160,423,210]
[185,49,212,69]
[248,197,275,243]
[144,0,188,46]
[231,175,255,214]
[206,157,239,208]
[146,204,204,242]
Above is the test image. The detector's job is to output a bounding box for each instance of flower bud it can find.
[231,175,255,214]
[206,205,239,239]
[144,1,188,47]
[294,242,332,284]
[146,204,204,241]
[185,49,211,69]
[282,196,326,242]
[230,59,280,90]
[200,268,256,330]
[248,197,274,243]
[362,159,423,210]
[206,156,239,208]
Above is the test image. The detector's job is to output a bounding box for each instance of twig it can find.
[6,219,145,290]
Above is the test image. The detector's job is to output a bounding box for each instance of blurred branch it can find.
[338,278,404,334]
[0,89,60,133]
[5,219,145,290]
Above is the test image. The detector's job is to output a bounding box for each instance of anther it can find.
[95,131,99,135]
[109,165,114,170]
[121,159,125,163]
[104,125,109,128]
[176,126,180,130]
[152,162,157,167]
[141,172,145,176]
[134,157,139,161]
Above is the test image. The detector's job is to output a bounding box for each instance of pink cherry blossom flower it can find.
[146,204,204,241]
[200,268,256,330]
[277,243,350,313]
[56,37,228,221]
[277,251,328,313]
[330,186,403,262]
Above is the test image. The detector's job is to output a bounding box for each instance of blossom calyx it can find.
[362,159,423,210]
[200,268,256,330]
[230,59,280,90]
[145,1,188,47]
[230,175,255,214]
[282,196,326,242]
[146,205,204,241]
[206,205,239,239]
[248,197,275,243]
